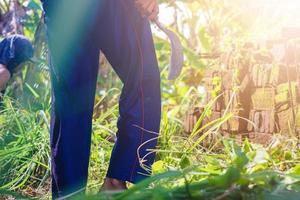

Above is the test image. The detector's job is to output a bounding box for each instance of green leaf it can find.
[180,155,191,169]
[152,160,166,174]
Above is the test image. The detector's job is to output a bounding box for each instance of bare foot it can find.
[101,177,128,192]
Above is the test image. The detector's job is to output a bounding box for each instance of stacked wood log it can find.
[219,54,248,135]
[247,62,276,144]
[184,41,300,145]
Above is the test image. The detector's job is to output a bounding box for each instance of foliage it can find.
[1,0,300,200]
[0,97,50,195]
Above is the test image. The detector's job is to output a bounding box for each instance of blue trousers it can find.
[42,0,161,198]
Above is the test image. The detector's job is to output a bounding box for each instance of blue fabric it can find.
[0,35,33,75]
[42,0,161,198]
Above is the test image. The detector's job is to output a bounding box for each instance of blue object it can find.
[0,34,34,75]
[42,0,161,198]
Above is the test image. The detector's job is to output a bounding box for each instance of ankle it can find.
[105,177,127,188]
[111,178,125,185]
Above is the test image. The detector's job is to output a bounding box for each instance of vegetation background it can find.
[1,0,300,199]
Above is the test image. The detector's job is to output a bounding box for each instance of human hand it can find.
[135,0,159,21]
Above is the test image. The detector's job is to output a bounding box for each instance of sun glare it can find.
[157,0,300,41]
[244,0,300,39]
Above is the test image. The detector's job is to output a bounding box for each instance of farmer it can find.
[0,35,34,99]
[41,0,161,198]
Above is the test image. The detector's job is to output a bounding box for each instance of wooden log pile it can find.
[248,63,276,144]
[184,41,300,145]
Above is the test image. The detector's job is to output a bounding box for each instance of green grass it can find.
[2,0,300,199]
[2,87,300,200]
[0,97,50,195]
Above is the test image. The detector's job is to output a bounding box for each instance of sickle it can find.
[154,19,184,80]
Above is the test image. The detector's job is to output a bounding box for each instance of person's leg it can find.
[99,0,161,185]
[42,0,104,198]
